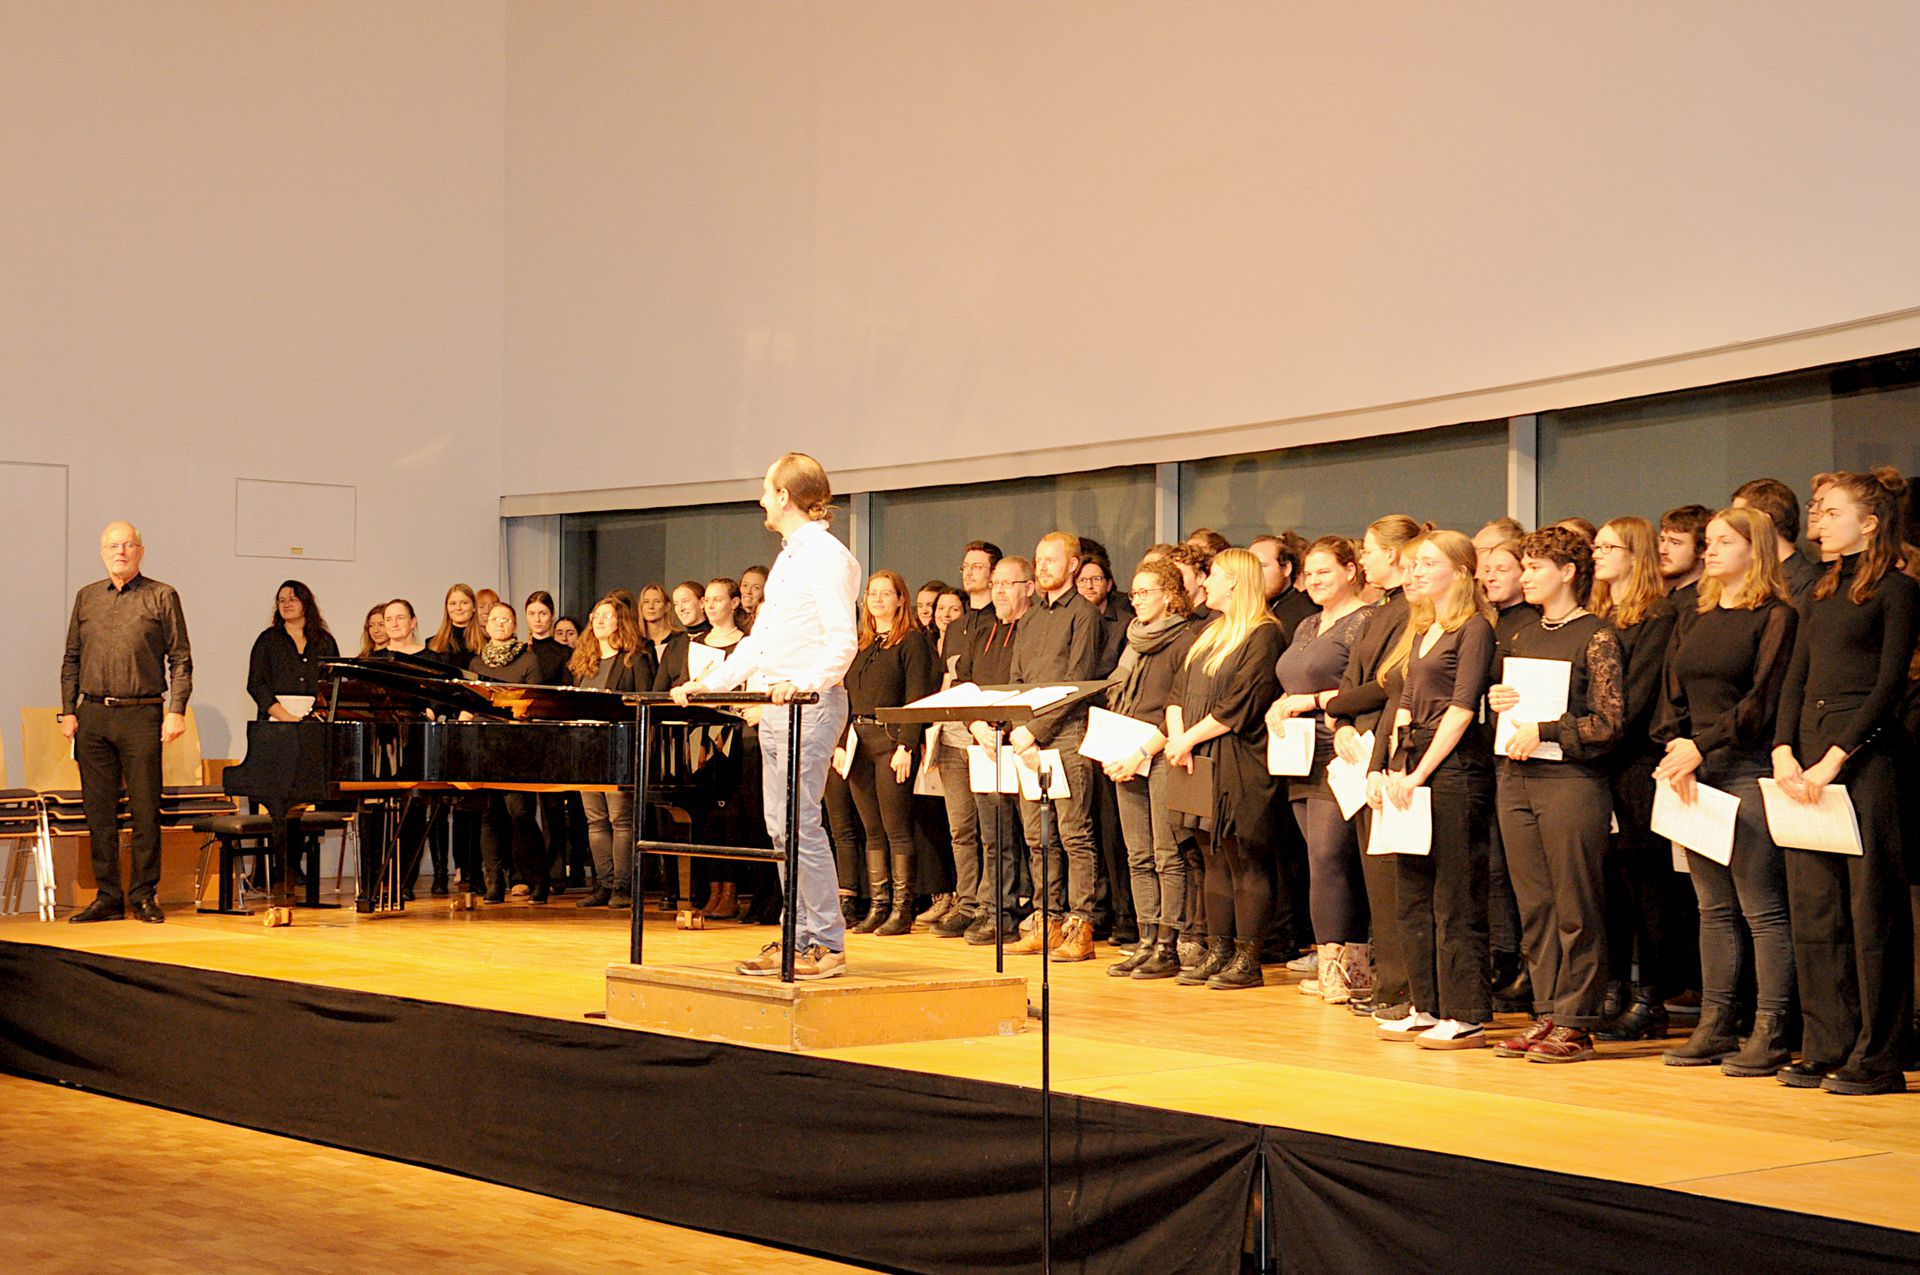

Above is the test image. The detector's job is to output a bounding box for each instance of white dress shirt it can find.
[704,520,861,695]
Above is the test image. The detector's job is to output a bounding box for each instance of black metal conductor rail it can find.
[625,690,820,983]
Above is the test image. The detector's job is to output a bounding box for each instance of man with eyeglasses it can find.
[61,521,194,924]
[954,555,1036,943]
[926,539,1004,938]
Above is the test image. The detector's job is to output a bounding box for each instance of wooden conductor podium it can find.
[602,690,1029,1051]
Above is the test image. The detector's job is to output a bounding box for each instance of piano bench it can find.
[191,814,276,916]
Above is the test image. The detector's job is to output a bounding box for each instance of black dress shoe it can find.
[1822,1065,1907,1096]
[1779,1059,1838,1089]
[69,897,125,923]
[132,897,165,924]
[577,887,613,908]
[1595,999,1671,1042]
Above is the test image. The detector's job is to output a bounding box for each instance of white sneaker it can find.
[1298,978,1321,996]
[1286,950,1319,975]
[1376,1009,1438,1041]
[1415,1019,1488,1050]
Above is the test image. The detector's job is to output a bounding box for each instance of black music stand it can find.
[625,690,819,983]
[878,679,1106,1275]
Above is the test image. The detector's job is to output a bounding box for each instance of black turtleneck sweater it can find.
[1774,553,1919,758]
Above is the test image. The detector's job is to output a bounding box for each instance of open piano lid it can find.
[317,657,629,723]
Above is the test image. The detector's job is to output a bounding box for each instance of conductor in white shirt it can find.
[674,453,861,979]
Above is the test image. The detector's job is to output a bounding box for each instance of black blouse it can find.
[845,632,939,749]
[247,625,341,718]
[1375,613,1494,773]
[1502,612,1626,773]
[1326,588,1410,737]
[528,636,571,685]
[1656,598,1797,768]
[1169,623,1286,844]
[1608,594,1678,769]
[1774,553,1920,759]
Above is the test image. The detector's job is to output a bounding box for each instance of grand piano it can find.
[221,654,640,912]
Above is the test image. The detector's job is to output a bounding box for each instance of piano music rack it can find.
[626,691,819,983]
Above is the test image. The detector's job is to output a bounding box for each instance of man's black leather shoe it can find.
[132,897,165,923]
[69,897,125,923]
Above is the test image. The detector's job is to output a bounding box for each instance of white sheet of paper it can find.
[1011,685,1079,711]
[687,642,725,683]
[832,725,857,779]
[1015,749,1072,800]
[1758,779,1864,855]
[912,738,944,797]
[1494,657,1571,763]
[910,683,1016,710]
[1326,731,1374,821]
[1366,786,1432,856]
[1080,707,1157,773]
[1671,842,1691,874]
[966,744,1020,794]
[1650,778,1739,867]
[1266,716,1315,777]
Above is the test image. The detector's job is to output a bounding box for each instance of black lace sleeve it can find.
[1546,627,1625,761]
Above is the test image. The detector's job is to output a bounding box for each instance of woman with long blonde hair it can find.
[1588,516,1692,1042]
[1164,548,1286,989]
[1325,514,1427,1018]
[1651,507,1798,1074]
[1369,530,1497,1048]
[428,583,484,664]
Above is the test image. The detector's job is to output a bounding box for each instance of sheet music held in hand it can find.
[1650,778,1739,867]
[1366,786,1432,856]
[686,642,725,684]
[1266,716,1314,777]
[1325,730,1374,821]
[1016,749,1071,801]
[967,744,1020,794]
[832,725,857,779]
[1080,707,1157,774]
[1758,779,1864,855]
[1494,657,1570,763]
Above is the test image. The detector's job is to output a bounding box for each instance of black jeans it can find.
[1785,747,1913,1074]
[1292,795,1368,944]
[826,767,864,893]
[1357,808,1408,1004]
[1688,758,1795,1017]
[1606,760,1701,999]
[1397,755,1492,1024]
[847,727,916,899]
[75,701,163,905]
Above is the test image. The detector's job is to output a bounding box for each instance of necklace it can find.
[1539,606,1586,632]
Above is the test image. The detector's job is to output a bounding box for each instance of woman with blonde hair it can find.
[1486,527,1625,1064]
[1652,507,1799,1074]
[1589,516,1693,1041]
[1165,548,1286,989]
[1370,530,1496,1048]
[1326,514,1427,1019]
[428,583,484,665]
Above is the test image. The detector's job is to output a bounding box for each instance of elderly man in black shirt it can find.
[60,521,192,923]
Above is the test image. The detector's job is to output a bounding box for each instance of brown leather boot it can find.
[702,882,737,920]
[1050,916,1095,962]
[1007,915,1063,955]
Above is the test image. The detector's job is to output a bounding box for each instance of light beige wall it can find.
[501,1,1920,508]
[0,1,507,757]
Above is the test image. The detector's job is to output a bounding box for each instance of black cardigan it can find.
[247,625,341,718]
[1169,624,1286,845]
[846,632,940,749]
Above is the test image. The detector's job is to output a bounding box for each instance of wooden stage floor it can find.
[6,899,1919,1236]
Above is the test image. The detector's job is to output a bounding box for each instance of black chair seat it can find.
[0,788,41,802]
[296,811,354,831]
[192,813,276,837]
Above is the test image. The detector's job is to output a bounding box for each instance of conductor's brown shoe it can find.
[1007,916,1063,955]
[1050,916,1095,963]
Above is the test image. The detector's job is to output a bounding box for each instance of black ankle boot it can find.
[1109,925,1157,976]
[1178,936,1234,985]
[874,900,915,936]
[1207,939,1264,989]
[851,894,891,934]
[1721,1011,1794,1077]
[1662,1004,1740,1066]
[1131,940,1182,980]
[1596,996,1670,1042]
[1598,979,1628,1025]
